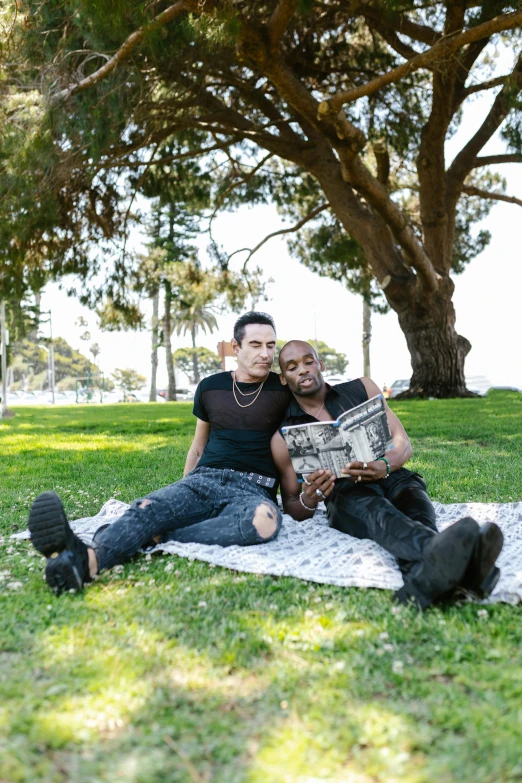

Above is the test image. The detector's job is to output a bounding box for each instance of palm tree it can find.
[90,342,100,367]
[174,303,218,384]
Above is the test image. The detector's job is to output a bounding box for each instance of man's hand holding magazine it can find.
[300,469,336,509]
[341,459,388,482]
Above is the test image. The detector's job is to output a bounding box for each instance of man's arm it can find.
[271,431,336,521]
[341,376,413,481]
[183,418,211,476]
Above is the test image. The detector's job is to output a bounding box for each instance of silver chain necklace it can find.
[231,371,269,408]
[302,399,325,419]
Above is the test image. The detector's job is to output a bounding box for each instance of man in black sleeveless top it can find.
[28,312,290,595]
[272,340,503,609]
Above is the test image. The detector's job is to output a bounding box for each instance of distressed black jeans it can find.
[326,468,437,575]
[93,467,282,572]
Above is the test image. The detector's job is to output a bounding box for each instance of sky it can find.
[38,86,522,392]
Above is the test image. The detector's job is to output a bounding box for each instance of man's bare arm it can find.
[271,431,335,521]
[183,418,211,476]
[341,377,413,481]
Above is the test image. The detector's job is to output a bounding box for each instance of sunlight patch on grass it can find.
[31,683,150,748]
[248,701,427,783]
[2,433,173,455]
[2,396,522,782]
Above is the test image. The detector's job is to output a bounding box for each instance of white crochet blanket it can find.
[14,499,522,603]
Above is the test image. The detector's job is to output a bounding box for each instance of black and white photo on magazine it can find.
[337,396,393,463]
[282,395,393,478]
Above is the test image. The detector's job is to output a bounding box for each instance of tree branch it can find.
[462,185,522,208]
[99,141,231,170]
[226,76,305,144]
[472,154,522,167]
[359,2,441,46]
[464,75,510,96]
[447,56,522,185]
[365,17,419,61]
[211,153,274,218]
[227,203,330,271]
[267,0,299,47]
[319,10,522,113]
[51,1,195,103]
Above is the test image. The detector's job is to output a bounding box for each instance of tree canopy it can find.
[1,1,521,395]
[10,336,98,390]
[173,346,221,383]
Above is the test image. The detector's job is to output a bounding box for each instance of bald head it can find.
[278,340,325,398]
[278,340,318,369]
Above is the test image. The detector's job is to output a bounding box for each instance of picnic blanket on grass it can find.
[13,499,522,604]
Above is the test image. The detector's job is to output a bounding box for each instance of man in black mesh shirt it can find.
[27,312,290,596]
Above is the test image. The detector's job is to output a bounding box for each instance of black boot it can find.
[460,522,503,598]
[394,517,479,609]
[28,491,92,595]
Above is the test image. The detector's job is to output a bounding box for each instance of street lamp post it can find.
[39,309,55,404]
[1,299,9,418]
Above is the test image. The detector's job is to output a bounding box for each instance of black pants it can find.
[326,469,437,575]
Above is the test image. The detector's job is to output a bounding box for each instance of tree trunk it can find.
[149,288,159,401]
[312,156,472,398]
[395,277,473,398]
[163,281,177,401]
[362,298,371,378]
[191,323,200,384]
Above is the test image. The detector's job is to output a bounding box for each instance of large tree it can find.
[7,1,522,395]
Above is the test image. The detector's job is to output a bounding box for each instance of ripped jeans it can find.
[93,467,282,572]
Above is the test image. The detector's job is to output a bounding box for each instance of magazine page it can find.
[338,394,393,462]
[281,421,354,478]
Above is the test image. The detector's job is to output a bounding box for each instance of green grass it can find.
[1,392,522,783]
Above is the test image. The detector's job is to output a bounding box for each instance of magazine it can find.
[281,394,393,478]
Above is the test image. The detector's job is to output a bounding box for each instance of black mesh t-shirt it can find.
[192,371,291,499]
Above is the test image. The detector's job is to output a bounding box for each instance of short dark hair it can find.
[233,311,276,346]
[278,340,318,368]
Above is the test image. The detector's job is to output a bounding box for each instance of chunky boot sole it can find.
[462,522,503,597]
[394,516,479,610]
[29,491,91,594]
[45,551,85,595]
[479,565,500,597]
[29,491,72,557]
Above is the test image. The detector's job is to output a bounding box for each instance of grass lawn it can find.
[1,392,522,783]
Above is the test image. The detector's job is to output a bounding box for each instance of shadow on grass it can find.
[2,557,522,783]
[2,394,522,780]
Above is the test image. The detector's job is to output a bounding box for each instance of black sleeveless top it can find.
[281,379,368,427]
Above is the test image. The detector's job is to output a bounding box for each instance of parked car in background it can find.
[2,392,21,405]
[101,391,121,404]
[132,391,167,403]
[323,375,352,386]
[174,388,195,401]
[465,376,492,396]
[157,388,195,401]
[15,391,41,404]
[43,392,72,405]
[388,379,410,399]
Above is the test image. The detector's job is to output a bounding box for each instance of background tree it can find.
[149,287,160,402]
[111,368,147,393]
[274,338,348,375]
[9,336,98,390]
[89,343,100,367]
[173,346,221,383]
[169,259,219,384]
[5,2,522,396]
[134,141,212,401]
[173,302,218,385]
